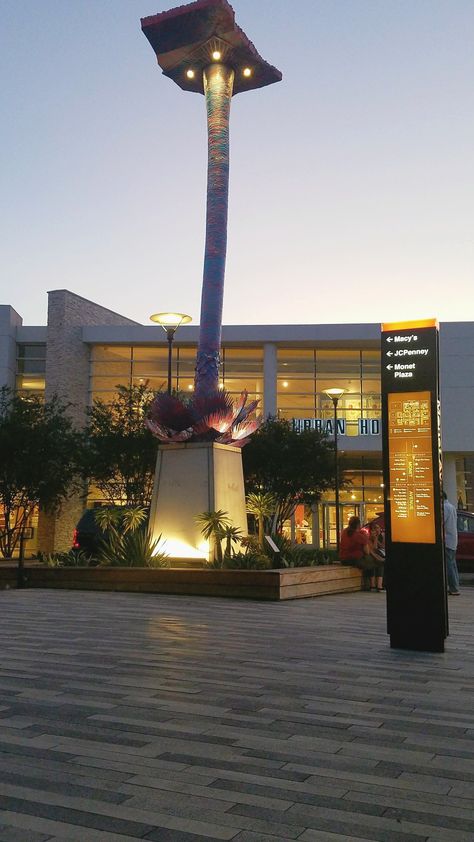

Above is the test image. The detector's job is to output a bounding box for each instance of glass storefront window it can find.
[223,348,263,372]
[133,360,168,377]
[177,348,196,377]
[362,349,381,373]
[91,346,132,361]
[278,378,316,392]
[17,358,45,374]
[278,349,315,375]
[276,347,381,431]
[15,376,46,394]
[221,349,263,404]
[316,349,361,376]
[16,344,47,396]
[17,344,46,360]
[89,361,132,378]
[89,344,264,403]
[277,394,316,411]
[456,457,474,511]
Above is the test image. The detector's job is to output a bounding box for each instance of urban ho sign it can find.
[292,418,381,436]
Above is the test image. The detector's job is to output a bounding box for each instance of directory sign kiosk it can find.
[381,319,447,652]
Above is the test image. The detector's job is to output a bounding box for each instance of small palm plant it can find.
[196,510,231,565]
[94,506,147,536]
[246,492,278,547]
[219,525,243,559]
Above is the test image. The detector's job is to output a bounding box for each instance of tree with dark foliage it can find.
[80,383,157,508]
[0,388,80,558]
[242,417,336,531]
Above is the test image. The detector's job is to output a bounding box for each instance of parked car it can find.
[72,508,103,556]
[456,510,474,570]
[365,510,474,568]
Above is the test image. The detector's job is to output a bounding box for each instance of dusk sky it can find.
[2,0,473,327]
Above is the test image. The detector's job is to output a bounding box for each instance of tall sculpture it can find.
[142,0,281,557]
[142,0,281,428]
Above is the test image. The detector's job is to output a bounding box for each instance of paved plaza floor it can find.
[0,590,474,842]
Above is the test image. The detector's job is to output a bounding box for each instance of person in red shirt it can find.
[339,515,376,590]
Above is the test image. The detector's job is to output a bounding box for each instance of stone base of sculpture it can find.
[149,442,247,561]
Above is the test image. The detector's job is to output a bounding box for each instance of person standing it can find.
[443,491,460,595]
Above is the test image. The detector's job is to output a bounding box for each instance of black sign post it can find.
[381,319,447,652]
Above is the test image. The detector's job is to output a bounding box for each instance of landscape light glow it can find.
[156,537,209,560]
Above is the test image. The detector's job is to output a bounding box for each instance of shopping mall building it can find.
[1,289,473,554]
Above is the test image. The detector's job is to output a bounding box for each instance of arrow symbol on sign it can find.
[386,351,393,357]
[386,337,393,343]
[386,365,393,370]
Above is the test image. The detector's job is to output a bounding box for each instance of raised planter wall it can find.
[0,564,363,600]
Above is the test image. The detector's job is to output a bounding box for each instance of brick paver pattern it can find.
[0,589,474,841]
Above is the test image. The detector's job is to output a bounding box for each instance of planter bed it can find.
[0,564,362,600]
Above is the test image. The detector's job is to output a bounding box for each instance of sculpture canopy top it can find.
[141,0,282,95]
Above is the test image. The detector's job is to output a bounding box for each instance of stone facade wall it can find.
[0,306,22,390]
[41,290,137,552]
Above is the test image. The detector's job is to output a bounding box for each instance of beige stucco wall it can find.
[149,442,247,560]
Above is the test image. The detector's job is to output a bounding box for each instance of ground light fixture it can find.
[149,312,192,394]
[323,388,347,551]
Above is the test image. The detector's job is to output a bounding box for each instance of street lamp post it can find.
[323,388,346,552]
[150,312,192,394]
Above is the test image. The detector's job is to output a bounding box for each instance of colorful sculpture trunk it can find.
[141,0,281,410]
[196,62,234,397]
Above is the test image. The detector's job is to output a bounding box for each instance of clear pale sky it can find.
[2,0,473,327]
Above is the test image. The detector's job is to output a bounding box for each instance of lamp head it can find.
[141,0,282,96]
[150,312,192,339]
[323,387,346,405]
[150,312,192,329]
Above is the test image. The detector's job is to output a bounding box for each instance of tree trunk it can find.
[195,64,234,399]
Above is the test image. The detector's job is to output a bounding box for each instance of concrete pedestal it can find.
[149,442,247,561]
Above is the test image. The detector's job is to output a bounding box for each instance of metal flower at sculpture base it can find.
[146,389,260,447]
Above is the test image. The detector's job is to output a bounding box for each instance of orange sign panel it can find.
[388,391,435,544]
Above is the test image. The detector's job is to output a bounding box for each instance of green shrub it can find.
[94,506,168,568]
[97,526,168,568]
[258,533,340,569]
[222,551,269,570]
[38,549,93,568]
[313,548,339,565]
